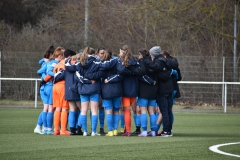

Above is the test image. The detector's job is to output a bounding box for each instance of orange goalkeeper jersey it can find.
[52,59,68,108]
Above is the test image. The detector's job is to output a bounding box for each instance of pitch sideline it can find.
[209,142,240,158]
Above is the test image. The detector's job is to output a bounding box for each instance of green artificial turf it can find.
[0,108,239,160]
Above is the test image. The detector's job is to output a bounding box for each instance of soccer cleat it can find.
[159,131,170,137]
[34,128,43,135]
[132,130,141,134]
[60,130,70,136]
[70,128,76,135]
[83,132,90,136]
[122,132,131,136]
[76,130,83,135]
[70,132,76,136]
[168,132,173,137]
[138,132,148,137]
[54,130,60,135]
[47,130,54,135]
[113,130,118,136]
[147,131,156,137]
[96,132,101,136]
[120,128,125,133]
[106,131,114,136]
[91,132,101,136]
[99,128,106,134]
[43,130,48,135]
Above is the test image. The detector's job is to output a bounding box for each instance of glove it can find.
[40,80,46,87]
[170,69,178,79]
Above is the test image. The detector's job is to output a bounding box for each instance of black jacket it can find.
[101,59,123,99]
[167,56,181,98]
[132,55,158,99]
[147,55,174,94]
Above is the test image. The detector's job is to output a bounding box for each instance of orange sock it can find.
[61,111,68,131]
[54,110,61,131]
[124,108,131,133]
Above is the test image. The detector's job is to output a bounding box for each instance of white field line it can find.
[209,142,240,158]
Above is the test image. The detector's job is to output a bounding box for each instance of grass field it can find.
[0,108,239,160]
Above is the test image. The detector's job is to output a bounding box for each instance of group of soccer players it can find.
[33,44,181,137]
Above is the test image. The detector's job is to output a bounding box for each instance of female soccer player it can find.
[160,50,181,136]
[96,46,106,134]
[100,49,123,136]
[131,48,158,137]
[118,45,139,136]
[34,45,54,134]
[65,52,83,135]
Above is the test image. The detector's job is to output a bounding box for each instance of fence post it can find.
[224,83,227,113]
[0,51,1,97]
[35,80,38,108]
[222,57,225,107]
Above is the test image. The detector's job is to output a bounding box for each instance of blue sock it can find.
[80,115,87,132]
[47,112,53,129]
[141,114,147,132]
[136,114,141,127]
[75,110,80,128]
[120,114,124,128]
[69,111,76,128]
[42,111,47,128]
[91,115,98,133]
[106,114,113,131]
[113,114,119,130]
[150,114,156,131]
[99,110,105,129]
[77,113,82,127]
[37,111,43,126]
[155,124,160,132]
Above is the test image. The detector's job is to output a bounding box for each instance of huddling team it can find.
[33,44,181,137]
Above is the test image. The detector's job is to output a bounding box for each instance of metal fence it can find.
[0,51,240,108]
[0,78,238,113]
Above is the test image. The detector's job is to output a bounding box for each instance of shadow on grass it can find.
[174,133,239,138]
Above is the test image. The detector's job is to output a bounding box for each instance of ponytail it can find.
[80,47,95,65]
[120,45,132,67]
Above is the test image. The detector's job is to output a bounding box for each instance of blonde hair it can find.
[120,45,132,67]
[51,47,64,60]
[80,47,95,65]
[101,49,112,61]
[71,53,82,61]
